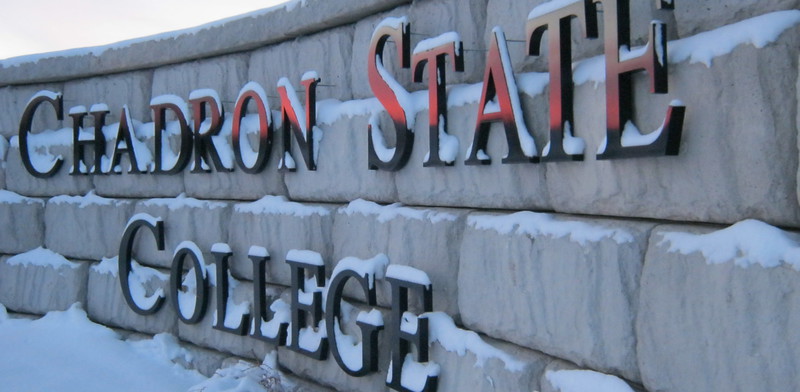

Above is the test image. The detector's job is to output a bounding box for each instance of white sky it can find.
[0,0,291,60]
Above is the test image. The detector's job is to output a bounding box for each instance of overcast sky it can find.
[0,0,291,59]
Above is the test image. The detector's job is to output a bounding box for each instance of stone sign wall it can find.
[0,0,799,391]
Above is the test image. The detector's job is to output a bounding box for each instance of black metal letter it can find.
[326,269,383,376]
[109,106,143,174]
[386,272,437,392]
[118,216,165,315]
[212,246,250,335]
[18,91,64,178]
[189,92,230,173]
[152,98,193,174]
[232,83,272,174]
[286,254,328,360]
[169,243,208,324]
[465,28,538,165]
[250,250,288,345]
[278,74,320,172]
[527,0,598,162]
[595,0,685,159]
[367,17,414,171]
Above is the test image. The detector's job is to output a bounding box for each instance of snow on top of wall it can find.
[659,219,800,270]
[425,311,525,371]
[49,190,125,208]
[234,195,330,217]
[413,32,461,55]
[528,0,582,20]
[574,10,800,87]
[0,189,44,205]
[0,0,310,68]
[6,247,81,269]
[340,199,458,224]
[140,193,228,211]
[546,369,635,392]
[468,212,634,245]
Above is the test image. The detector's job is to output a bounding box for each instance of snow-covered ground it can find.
[0,303,286,392]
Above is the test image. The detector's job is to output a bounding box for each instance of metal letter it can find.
[250,251,288,345]
[232,84,272,173]
[189,92,231,173]
[18,91,64,178]
[527,0,598,162]
[278,74,320,172]
[412,33,465,167]
[109,106,143,174]
[386,275,437,392]
[465,28,538,165]
[367,18,413,171]
[118,216,165,315]
[212,246,250,335]
[152,100,193,174]
[286,255,328,360]
[595,0,685,159]
[326,269,383,376]
[170,243,208,324]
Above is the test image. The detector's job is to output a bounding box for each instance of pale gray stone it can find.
[152,54,249,103]
[227,199,334,285]
[282,111,398,204]
[44,195,134,260]
[177,280,275,360]
[0,83,64,139]
[637,224,800,392]
[5,144,93,197]
[86,260,178,335]
[0,254,88,315]
[131,197,232,268]
[62,71,153,124]
[673,0,800,37]
[393,95,551,211]
[249,26,354,102]
[546,26,800,227]
[331,203,469,318]
[0,191,44,254]
[0,163,5,189]
[431,332,551,392]
[458,212,654,382]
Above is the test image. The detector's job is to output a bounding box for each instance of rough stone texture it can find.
[227,200,334,285]
[277,303,391,392]
[152,54,249,103]
[249,26,354,102]
[86,261,178,335]
[431,333,551,392]
[0,192,44,254]
[44,195,134,260]
[131,197,231,268]
[673,0,800,37]
[282,110,397,203]
[458,212,654,382]
[5,144,93,197]
[0,83,65,139]
[177,280,275,360]
[393,95,551,210]
[0,0,410,86]
[547,25,800,227]
[0,255,88,315]
[331,203,469,318]
[637,224,800,392]
[62,71,153,125]
[0,163,5,189]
